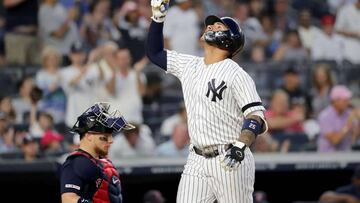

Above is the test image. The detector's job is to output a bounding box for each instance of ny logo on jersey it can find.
[206,78,227,102]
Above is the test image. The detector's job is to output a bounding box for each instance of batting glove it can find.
[151,0,170,23]
[221,141,246,171]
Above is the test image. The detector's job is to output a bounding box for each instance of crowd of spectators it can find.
[0,0,359,162]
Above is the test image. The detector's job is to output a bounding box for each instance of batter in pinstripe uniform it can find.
[147,1,268,202]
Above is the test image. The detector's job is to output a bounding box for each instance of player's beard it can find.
[94,145,108,157]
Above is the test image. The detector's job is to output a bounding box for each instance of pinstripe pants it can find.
[176,147,255,203]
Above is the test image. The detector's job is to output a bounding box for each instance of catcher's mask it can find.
[204,15,245,58]
[71,102,135,136]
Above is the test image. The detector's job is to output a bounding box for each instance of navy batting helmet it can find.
[71,102,135,136]
[204,15,245,58]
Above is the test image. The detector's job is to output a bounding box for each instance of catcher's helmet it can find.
[71,102,135,136]
[204,15,245,58]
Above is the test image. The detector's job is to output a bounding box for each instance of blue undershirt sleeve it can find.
[146,21,167,70]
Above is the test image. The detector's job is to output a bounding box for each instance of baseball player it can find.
[60,102,134,203]
[146,0,268,202]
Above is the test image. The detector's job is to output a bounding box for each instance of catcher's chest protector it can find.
[68,151,123,203]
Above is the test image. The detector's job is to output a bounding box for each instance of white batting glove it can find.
[151,0,170,23]
[221,141,247,171]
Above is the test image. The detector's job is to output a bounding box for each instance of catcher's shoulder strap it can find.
[67,149,98,166]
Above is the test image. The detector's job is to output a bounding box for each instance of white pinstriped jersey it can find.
[166,50,265,148]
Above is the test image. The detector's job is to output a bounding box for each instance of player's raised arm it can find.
[145,0,170,70]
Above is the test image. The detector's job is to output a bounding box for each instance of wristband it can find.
[242,118,262,136]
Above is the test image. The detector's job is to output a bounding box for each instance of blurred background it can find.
[0,0,359,202]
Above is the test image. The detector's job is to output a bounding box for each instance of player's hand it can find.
[151,0,170,23]
[221,141,246,171]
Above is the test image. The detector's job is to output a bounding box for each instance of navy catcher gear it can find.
[71,102,134,135]
[204,15,245,58]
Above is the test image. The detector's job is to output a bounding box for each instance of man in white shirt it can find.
[107,48,147,124]
[335,0,360,64]
[60,42,97,127]
[311,15,345,63]
[163,0,200,55]
[297,9,321,51]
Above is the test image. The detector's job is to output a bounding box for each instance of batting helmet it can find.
[204,15,245,58]
[71,102,135,136]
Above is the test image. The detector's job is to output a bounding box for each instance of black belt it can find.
[193,144,231,158]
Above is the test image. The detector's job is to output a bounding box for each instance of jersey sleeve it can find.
[232,70,265,117]
[60,156,100,195]
[166,50,197,79]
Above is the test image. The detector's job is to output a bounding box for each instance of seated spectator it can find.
[12,76,34,124]
[0,112,17,153]
[156,122,190,157]
[310,64,335,118]
[21,135,39,162]
[311,15,345,63]
[266,89,304,133]
[317,85,357,152]
[273,30,308,62]
[265,89,308,151]
[160,102,186,137]
[319,165,360,202]
[143,190,166,203]
[109,123,155,158]
[40,129,64,155]
[30,109,59,140]
[36,46,66,123]
[259,14,283,58]
[297,9,321,52]
[0,96,16,123]
[281,66,312,117]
